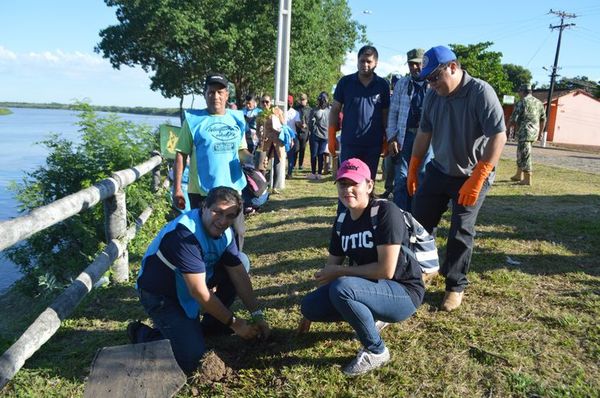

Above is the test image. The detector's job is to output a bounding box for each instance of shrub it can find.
[7,102,169,296]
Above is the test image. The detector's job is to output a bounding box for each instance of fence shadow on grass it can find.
[259,195,336,213]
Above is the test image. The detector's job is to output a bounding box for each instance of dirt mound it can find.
[190,350,233,385]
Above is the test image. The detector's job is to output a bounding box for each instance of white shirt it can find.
[286,107,300,132]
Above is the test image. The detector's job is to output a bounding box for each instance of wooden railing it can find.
[0,153,163,388]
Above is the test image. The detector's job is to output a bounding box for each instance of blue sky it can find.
[1,1,599,108]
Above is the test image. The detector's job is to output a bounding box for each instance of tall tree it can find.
[449,42,512,97]
[95,0,364,111]
[502,63,533,93]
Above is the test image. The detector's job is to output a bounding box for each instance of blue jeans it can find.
[412,163,491,292]
[309,135,327,174]
[393,129,433,211]
[301,276,417,354]
[138,289,205,374]
[137,261,240,374]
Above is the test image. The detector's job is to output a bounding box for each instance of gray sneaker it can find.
[342,346,390,376]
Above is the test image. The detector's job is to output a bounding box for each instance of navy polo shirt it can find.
[334,72,390,148]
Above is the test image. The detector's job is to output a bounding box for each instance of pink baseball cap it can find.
[336,158,371,184]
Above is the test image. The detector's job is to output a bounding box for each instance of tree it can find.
[7,104,169,296]
[541,75,600,95]
[449,42,512,97]
[502,63,533,93]
[96,0,364,111]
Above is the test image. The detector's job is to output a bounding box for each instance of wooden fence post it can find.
[151,151,162,193]
[103,188,128,282]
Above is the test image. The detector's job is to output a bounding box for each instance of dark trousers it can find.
[340,144,382,181]
[412,163,490,292]
[137,263,237,374]
[309,135,327,175]
[297,133,309,169]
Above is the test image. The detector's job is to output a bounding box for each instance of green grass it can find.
[1,158,599,397]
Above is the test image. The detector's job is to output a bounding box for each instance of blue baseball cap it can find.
[419,46,457,80]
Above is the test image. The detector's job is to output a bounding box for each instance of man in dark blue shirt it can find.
[130,187,270,374]
[329,45,390,180]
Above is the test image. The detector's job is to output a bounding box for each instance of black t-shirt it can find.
[329,200,425,307]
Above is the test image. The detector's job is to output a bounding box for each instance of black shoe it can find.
[127,320,143,344]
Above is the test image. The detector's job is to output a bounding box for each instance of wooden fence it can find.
[0,153,163,388]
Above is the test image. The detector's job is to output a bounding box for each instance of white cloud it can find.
[0,46,17,61]
[341,51,409,78]
[0,45,178,107]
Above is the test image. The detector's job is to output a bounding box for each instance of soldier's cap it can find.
[419,46,457,80]
[519,83,532,92]
[205,73,229,89]
[407,48,425,63]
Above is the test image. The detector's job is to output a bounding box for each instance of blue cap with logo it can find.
[419,46,457,80]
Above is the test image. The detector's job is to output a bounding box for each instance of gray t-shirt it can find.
[309,106,330,140]
[420,71,505,177]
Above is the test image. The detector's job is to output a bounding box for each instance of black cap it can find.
[205,73,229,89]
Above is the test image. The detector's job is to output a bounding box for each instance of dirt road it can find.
[501,142,600,174]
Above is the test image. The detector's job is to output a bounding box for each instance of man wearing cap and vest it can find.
[129,187,270,375]
[387,48,434,213]
[509,84,546,186]
[408,46,506,311]
[329,45,390,180]
[173,72,252,248]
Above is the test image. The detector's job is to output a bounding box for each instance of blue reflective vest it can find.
[137,209,234,319]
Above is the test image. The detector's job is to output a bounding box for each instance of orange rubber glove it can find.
[458,161,494,206]
[328,126,337,155]
[406,156,422,197]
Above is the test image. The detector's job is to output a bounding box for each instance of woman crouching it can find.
[298,158,425,376]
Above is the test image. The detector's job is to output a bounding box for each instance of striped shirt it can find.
[386,76,428,145]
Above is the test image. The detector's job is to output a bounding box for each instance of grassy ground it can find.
[1,158,599,397]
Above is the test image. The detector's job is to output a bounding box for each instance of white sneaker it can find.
[306,173,317,180]
[343,347,390,376]
[375,320,390,333]
[353,320,391,341]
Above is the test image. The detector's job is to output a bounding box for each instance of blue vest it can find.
[137,209,234,319]
[184,109,247,193]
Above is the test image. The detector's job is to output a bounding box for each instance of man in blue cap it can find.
[407,46,507,311]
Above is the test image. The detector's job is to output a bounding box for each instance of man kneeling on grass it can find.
[297,158,424,376]
[128,186,270,374]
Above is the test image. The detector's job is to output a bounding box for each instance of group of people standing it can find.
[240,90,334,193]
[125,41,552,377]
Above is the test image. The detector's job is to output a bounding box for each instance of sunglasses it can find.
[425,64,449,83]
[261,100,270,104]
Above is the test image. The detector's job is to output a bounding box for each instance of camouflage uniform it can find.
[510,94,545,172]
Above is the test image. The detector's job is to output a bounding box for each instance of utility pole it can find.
[270,0,292,190]
[541,9,576,147]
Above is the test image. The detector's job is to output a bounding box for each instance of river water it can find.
[0,107,179,293]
